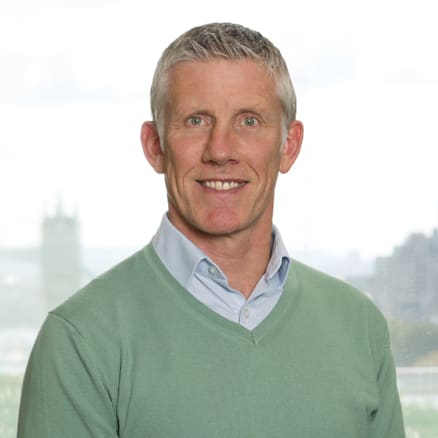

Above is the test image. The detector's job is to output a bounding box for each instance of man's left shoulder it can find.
[289,259,386,326]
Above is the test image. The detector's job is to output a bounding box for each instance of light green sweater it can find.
[18,244,405,437]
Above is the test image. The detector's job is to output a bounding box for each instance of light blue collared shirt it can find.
[152,214,291,330]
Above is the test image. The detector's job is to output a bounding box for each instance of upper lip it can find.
[196,178,248,183]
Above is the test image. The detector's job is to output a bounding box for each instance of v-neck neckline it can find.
[143,244,302,345]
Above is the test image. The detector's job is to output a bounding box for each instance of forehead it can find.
[165,59,280,111]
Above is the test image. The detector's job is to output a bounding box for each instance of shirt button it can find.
[208,265,218,277]
[243,308,250,319]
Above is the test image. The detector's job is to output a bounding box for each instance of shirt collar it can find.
[266,225,291,286]
[151,214,207,289]
[152,213,291,289]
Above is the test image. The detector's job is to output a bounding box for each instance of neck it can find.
[169,214,273,299]
[203,233,272,299]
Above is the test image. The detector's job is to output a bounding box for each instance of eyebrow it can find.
[171,108,212,120]
[235,106,266,115]
[170,102,272,123]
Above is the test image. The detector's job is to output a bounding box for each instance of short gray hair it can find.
[150,23,297,130]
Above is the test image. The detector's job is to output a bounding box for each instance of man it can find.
[18,23,405,437]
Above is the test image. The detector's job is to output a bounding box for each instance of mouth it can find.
[197,179,247,191]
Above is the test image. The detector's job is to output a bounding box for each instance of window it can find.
[1,3,437,437]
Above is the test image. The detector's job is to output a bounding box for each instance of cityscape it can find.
[1,204,438,437]
[1,203,438,361]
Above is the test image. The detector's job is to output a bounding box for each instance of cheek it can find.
[163,150,198,196]
[258,154,282,188]
[167,128,207,149]
[251,147,282,172]
[165,134,204,165]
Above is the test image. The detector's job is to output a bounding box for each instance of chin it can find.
[171,207,253,238]
[194,215,248,237]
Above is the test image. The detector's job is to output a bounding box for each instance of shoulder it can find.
[50,244,163,332]
[289,259,389,345]
[291,259,379,309]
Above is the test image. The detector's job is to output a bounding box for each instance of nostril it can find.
[202,143,239,165]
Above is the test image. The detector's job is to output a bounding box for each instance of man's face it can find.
[143,59,302,240]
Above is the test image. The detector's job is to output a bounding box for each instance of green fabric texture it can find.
[18,244,405,437]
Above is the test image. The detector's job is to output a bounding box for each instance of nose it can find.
[201,124,239,165]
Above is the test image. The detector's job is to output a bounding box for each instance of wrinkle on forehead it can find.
[163,59,283,124]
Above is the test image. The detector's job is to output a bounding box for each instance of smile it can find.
[199,180,246,191]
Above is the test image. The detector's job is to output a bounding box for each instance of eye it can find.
[188,116,204,126]
[243,116,258,127]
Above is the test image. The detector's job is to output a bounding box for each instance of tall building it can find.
[349,229,438,322]
[373,230,438,321]
[41,201,81,311]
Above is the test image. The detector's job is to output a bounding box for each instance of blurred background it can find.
[1,0,437,436]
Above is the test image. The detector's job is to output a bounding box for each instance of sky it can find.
[1,0,437,259]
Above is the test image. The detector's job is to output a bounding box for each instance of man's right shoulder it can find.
[49,244,162,328]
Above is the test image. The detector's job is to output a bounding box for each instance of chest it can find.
[115,320,378,438]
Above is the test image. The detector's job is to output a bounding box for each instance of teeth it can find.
[203,181,241,191]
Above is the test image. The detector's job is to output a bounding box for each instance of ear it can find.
[279,120,304,174]
[140,121,165,174]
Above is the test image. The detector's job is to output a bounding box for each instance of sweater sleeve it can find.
[368,310,406,438]
[17,313,119,438]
